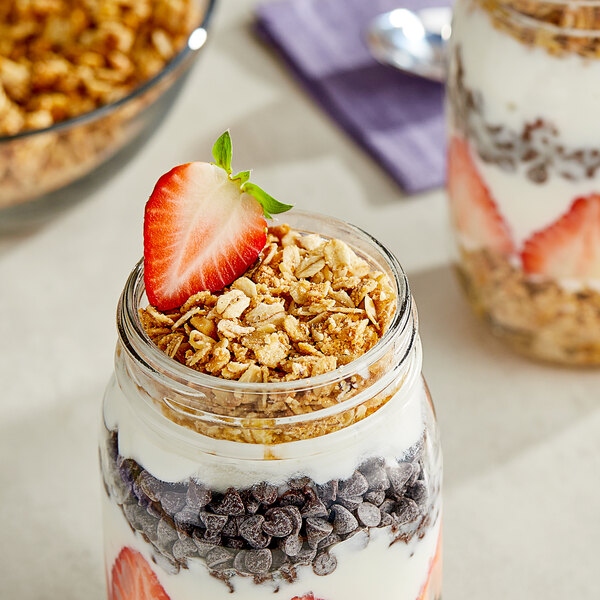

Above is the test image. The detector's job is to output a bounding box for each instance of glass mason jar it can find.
[99,212,442,600]
[447,0,600,365]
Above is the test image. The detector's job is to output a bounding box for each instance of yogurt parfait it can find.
[100,132,442,600]
[447,0,600,364]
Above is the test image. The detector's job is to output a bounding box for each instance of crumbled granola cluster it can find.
[0,0,202,209]
[457,247,600,365]
[476,0,600,57]
[140,225,396,384]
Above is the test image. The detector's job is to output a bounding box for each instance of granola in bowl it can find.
[0,0,212,213]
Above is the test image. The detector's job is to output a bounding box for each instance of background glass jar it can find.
[447,0,600,365]
[99,212,442,600]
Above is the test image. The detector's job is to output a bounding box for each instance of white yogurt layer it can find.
[454,1,600,148]
[103,349,427,489]
[102,492,441,600]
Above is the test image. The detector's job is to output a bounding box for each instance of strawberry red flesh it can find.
[522,194,600,279]
[110,547,170,600]
[447,136,515,255]
[144,162,267,310]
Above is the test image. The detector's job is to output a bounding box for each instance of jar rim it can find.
[116,210,413,397]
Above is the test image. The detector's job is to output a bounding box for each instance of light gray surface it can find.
[1,2,599,599]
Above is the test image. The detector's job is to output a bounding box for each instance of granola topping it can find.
[140,224,396,385]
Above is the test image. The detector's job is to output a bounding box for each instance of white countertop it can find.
[1,2,599,598]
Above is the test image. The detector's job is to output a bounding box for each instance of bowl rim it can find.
[0,0,218,144]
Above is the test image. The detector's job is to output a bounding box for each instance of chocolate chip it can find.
[160,491,187,515]
[245,549,273,574]
[187,480,211,509]
[202,530,222,545]
[156,518,178,554]
[359,461,389,492]
[224,537,245,550]
[222,517,239,538]
[233,550,248,572]
[280,490,305,507]
[239,490,259,515]
[294,545,317,565]
[239,515,270,548]
[173,537,198,560]
[338,496,363,511]
[282,506,302,534]
[317,532,341,548]
[175,507,202,528]
[206,547,233,569]
[146,503,162,519]
[305,517,333,547]
[301,487,328,518]
[357,502,381,527]
[331,505,358,535]
[527,163,548,183]
[406,481,428,506]
[152,550,180,575]
[262,508,294,537]
[200,512,228,532]
[279,534,302,556]
[137,471,162,503]
[192,532,216,557]
[316,480,338,503]
[338,471,368,498]
[215,489,245,516]
[364,491,385,506]
[380,513,393,527]
[379,499,396,514]
[394,497,420,524]
[270,549,289,571]
[313,552,337,576]
[387,463,414,496]
[288,476,311,489]
[117,458,138,491]
[251,482,278,505]
[123,502,147,530]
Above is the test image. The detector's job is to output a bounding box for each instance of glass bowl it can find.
[0,0,217,231]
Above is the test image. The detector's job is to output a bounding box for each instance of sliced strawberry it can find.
[447,136,515,254]
[522,194,600,279]
[110,547,170,600]
[144,162,268,310]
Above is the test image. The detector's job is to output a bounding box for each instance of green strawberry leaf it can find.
[232,170,251,185]
[242,182,293,219]
[212,130,232,174]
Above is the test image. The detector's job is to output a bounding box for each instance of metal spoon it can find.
[366,7,452,82]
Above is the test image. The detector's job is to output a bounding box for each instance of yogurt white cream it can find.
[102,492,441,600]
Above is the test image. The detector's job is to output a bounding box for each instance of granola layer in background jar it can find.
[100,212,442,600]
[447,0,600,365]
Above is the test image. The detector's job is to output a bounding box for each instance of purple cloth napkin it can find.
[256,0,449,194]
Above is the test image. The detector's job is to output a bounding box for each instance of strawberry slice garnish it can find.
[110,547,170,600]
[522,194,600,279]
[447,136,515,254]
[144,131,292,310]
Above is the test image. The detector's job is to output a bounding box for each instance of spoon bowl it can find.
[367,7,452,82]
